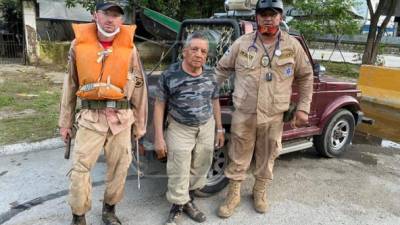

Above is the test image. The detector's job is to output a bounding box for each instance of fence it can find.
[0,21,25,64]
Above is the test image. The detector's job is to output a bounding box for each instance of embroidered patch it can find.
[239,49,254,60]
[135,77,144,88]
[285,67,293,77]
[279,50,294,60]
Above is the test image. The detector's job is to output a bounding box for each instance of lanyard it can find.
[259,31,281,69]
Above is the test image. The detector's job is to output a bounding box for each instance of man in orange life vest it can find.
[58,2,148,225]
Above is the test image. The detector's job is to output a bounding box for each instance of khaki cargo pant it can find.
[69,126,132,216]
[166,117,215,205]
[225,110,284,182]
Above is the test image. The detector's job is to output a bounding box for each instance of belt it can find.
[81,100,131,109]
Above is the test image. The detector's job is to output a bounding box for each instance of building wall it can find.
[22,0,39,64]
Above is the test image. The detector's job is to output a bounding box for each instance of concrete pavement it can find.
[1,143,399,225]
[310,49,400,68]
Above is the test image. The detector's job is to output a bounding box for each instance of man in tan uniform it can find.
[59,2,147,225]
[215,0,313,218]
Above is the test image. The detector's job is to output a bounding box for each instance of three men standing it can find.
[215,0,313,218]
[153,32,225,225]
[59,2,147,225]
[59,0,313,224]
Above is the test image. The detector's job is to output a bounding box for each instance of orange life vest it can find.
[72,23,136,100]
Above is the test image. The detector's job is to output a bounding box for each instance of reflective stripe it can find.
[79,82,123,93]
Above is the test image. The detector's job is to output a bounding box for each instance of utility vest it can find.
[72,23,136,100]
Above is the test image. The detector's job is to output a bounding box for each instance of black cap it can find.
[96,1,124,15]
[256,0,284,14]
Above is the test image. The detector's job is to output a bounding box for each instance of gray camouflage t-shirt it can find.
[156,62,219,126]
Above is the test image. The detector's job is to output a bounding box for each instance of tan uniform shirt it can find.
[59,40,148,137]
[215,31,313,124]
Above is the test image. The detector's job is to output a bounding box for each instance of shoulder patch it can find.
[135,77,144,88]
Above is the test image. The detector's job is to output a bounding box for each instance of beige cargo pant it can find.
[225,110,284,182]
[69,126,132,216]
[166,117,215,205]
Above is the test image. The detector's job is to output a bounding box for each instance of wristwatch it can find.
[216,128,226,133]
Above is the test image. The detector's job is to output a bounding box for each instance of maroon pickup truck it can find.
[141,18,370,195]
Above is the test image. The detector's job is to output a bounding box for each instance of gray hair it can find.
[183,32,209,49]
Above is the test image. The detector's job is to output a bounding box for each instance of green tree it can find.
[288,0,359,42]
[0,0,23,34]
[362,0,398,65]
[65,0,99,12]
[65,0,224,19]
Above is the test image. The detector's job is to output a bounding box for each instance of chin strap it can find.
[96,23,120,38]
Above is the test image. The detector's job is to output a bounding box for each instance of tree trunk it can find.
[362,0,397,65]
[362,24,377,64]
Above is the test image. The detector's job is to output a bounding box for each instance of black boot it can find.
[102,203,121,225]
[165,204,183,225]
[183,191,206,223]
[71,214,86,225]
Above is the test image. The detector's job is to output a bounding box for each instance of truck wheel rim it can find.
[330,119,350,151]
[206,148,227,186]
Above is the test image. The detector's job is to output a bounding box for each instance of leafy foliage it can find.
[288,0,359,42]
[0,0,23,34]
[64,0,225,19]
[65,0,98,12]
[362,0,398,65]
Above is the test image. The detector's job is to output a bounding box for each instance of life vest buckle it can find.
[106,100,117,108]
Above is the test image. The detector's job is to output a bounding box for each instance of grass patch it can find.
[0,69,61,145]
[322,61,360,79]
[0,114,59,144]
[0,95,15,107]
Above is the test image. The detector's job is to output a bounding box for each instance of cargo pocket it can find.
[116,110,131,125]
[276,57,295,81]
[267,95,291,116]
[235,48,257,72]
[81,110,99,123]
[271,140,282,160]
[232,90,247,111]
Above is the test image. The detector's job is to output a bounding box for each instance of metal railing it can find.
[0,34,25,64]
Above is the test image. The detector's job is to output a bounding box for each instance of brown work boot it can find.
[71,214,86,225]
[252,179,269,213]
[218,180,241,218]
[102,203,122,225]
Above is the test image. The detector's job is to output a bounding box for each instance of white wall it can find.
[22,0,39,64]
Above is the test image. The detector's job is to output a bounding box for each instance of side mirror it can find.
[313,63,326,77]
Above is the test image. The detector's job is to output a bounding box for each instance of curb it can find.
[0,137,65,156]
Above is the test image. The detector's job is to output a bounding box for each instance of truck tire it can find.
[314,109,355,158]
[195,143,229,197]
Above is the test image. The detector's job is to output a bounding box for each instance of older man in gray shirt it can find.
[153,32,225,225]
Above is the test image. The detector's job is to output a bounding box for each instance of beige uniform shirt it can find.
[215,31,313,124]
[59,40,148,137]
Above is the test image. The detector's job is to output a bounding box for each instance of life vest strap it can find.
[79,82,123,93]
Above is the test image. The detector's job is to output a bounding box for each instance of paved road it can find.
[310,49,400,68]
[1,141,399,225]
